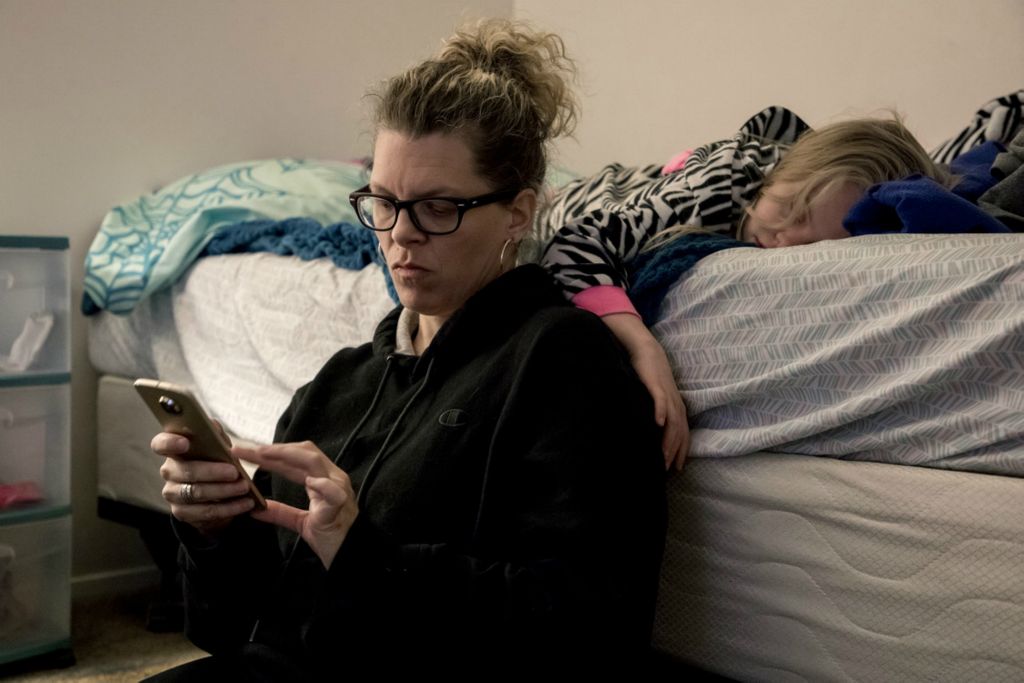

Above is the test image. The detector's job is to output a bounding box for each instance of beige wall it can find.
[516,0,1024,173]
[1,0,1021,586]
[0,0,512,587]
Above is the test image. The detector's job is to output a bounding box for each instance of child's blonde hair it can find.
[752,115,953,230]
[648,114,952,249]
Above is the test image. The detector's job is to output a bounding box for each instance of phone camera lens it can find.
[158,396,183,415]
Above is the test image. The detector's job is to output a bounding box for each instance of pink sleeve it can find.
[661,149,693,176]
[571,286,640,318]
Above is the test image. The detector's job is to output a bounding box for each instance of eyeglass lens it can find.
[356,197,460,233]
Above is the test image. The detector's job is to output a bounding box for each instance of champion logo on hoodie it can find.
[437,408,469,427]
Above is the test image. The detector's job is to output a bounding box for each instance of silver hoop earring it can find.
[499,239,518,271]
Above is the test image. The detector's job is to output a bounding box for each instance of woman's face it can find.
[740,180,862,248]
[371,130,532,319]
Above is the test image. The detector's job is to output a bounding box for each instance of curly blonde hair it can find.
[370,18,579,193]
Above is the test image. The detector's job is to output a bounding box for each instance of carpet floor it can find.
[5,588,203,682]
[2,586,733,681]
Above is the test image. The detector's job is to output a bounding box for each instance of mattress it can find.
[654,452,1024,681]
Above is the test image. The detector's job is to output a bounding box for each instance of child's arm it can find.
[540,106,809,469]
[539,159,722,471]
[539,163,666,298]
[600,310,688,471]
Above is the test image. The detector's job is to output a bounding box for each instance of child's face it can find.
[741,180,861,248]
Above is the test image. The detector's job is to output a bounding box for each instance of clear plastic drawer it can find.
[0,238,70,378]
[0,514,71,664]
[0,381,70,514]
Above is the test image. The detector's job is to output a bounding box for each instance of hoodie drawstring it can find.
[356,356,435,509]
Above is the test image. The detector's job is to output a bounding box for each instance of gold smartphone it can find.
[134,378,267,510]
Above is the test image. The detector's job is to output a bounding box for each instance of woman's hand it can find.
[602,313,690,470]
[153,430,257,537]
[237,441,358,570]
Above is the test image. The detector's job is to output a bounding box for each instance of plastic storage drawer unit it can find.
[0,235,72,671]
[0,379,71,513]
[0,237,69,378]
[0,515,72,664]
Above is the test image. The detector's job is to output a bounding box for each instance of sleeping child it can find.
[540,92,1024,470]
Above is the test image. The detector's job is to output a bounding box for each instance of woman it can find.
[147,19,665,680]
[541,109,958,471]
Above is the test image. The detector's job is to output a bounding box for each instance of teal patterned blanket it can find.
[83,158,367,315]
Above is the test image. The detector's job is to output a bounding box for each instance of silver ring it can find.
[181,482,196,505]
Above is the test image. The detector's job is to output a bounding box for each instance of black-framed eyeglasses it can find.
[348,185,520,235]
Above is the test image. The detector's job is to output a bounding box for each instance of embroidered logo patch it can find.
[437,408,469,427]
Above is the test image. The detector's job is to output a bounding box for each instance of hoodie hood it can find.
[371,264,567,369]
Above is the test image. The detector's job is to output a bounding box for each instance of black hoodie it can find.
[176,265,666,677]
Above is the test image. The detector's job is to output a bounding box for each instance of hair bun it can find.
[437,19,579,140]
[372,18,578,193]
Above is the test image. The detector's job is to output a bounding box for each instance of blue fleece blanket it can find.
[949,141,1004,201]
[845,142,1011,236]
[628,232,753,325]
[202,218,399,304]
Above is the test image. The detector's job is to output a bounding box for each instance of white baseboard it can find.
[71,564,162,601]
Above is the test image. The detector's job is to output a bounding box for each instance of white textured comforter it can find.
[89,254,395,444]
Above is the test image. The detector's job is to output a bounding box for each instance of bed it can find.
[648,234,1024,680]
[85,115,1024,678]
